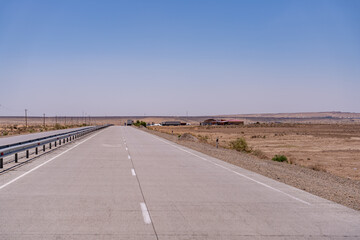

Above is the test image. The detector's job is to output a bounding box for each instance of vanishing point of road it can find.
[0,126,359,239]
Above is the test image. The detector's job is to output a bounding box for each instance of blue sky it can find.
[0,0,359,116]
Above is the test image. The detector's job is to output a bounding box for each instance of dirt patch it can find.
[143,127,360,211]
[179,133,199,142]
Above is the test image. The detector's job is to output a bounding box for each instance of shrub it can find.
[55,123,65,130]
[309,164,326,172]
[229,138,251,153]
[272,155,288,162]
[252,149,267,159]
[133,120,147,127]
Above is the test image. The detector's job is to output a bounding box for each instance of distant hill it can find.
[211,112,360,124]
[219,112,360,119]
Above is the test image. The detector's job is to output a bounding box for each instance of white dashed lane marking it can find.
[140,202,151,224]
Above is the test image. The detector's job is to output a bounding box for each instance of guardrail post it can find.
[0,158,3,168]
[55,141,57,147]
[26,150,29,158]
[59,140,61,145]
[15,153,18,163]
[66,138,68,142]
[50,142,52,149]
[35,147,38,155]
[43,145,46,152]
[63,139,65,144]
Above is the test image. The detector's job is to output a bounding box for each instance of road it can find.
[0,126,359,239]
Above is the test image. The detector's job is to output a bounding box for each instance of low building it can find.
[161,121,182,126]
[201,119,227,125]
[202,119,217,125]
[201,119,244,126]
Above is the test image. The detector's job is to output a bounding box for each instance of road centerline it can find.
[140,202,151,224]
[122,132,159,240]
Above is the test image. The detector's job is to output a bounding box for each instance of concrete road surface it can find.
[0,126,359,239]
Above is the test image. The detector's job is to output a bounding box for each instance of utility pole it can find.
[64,116,66,126]
[43,114,45,128]
[55,115,57,125]
[25,109,28,128]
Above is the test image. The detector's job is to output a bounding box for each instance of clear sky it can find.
[0,0,359,116]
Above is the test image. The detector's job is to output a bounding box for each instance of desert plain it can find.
[1,112,360,181]
[149,123,360,180]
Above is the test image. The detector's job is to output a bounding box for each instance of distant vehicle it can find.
[126,120,133,126]
[153,123,161,126]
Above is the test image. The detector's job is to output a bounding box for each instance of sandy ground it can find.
[149,124,360,181]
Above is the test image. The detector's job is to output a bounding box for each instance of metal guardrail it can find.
[0,126,93,150]
[0,124,111,168]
